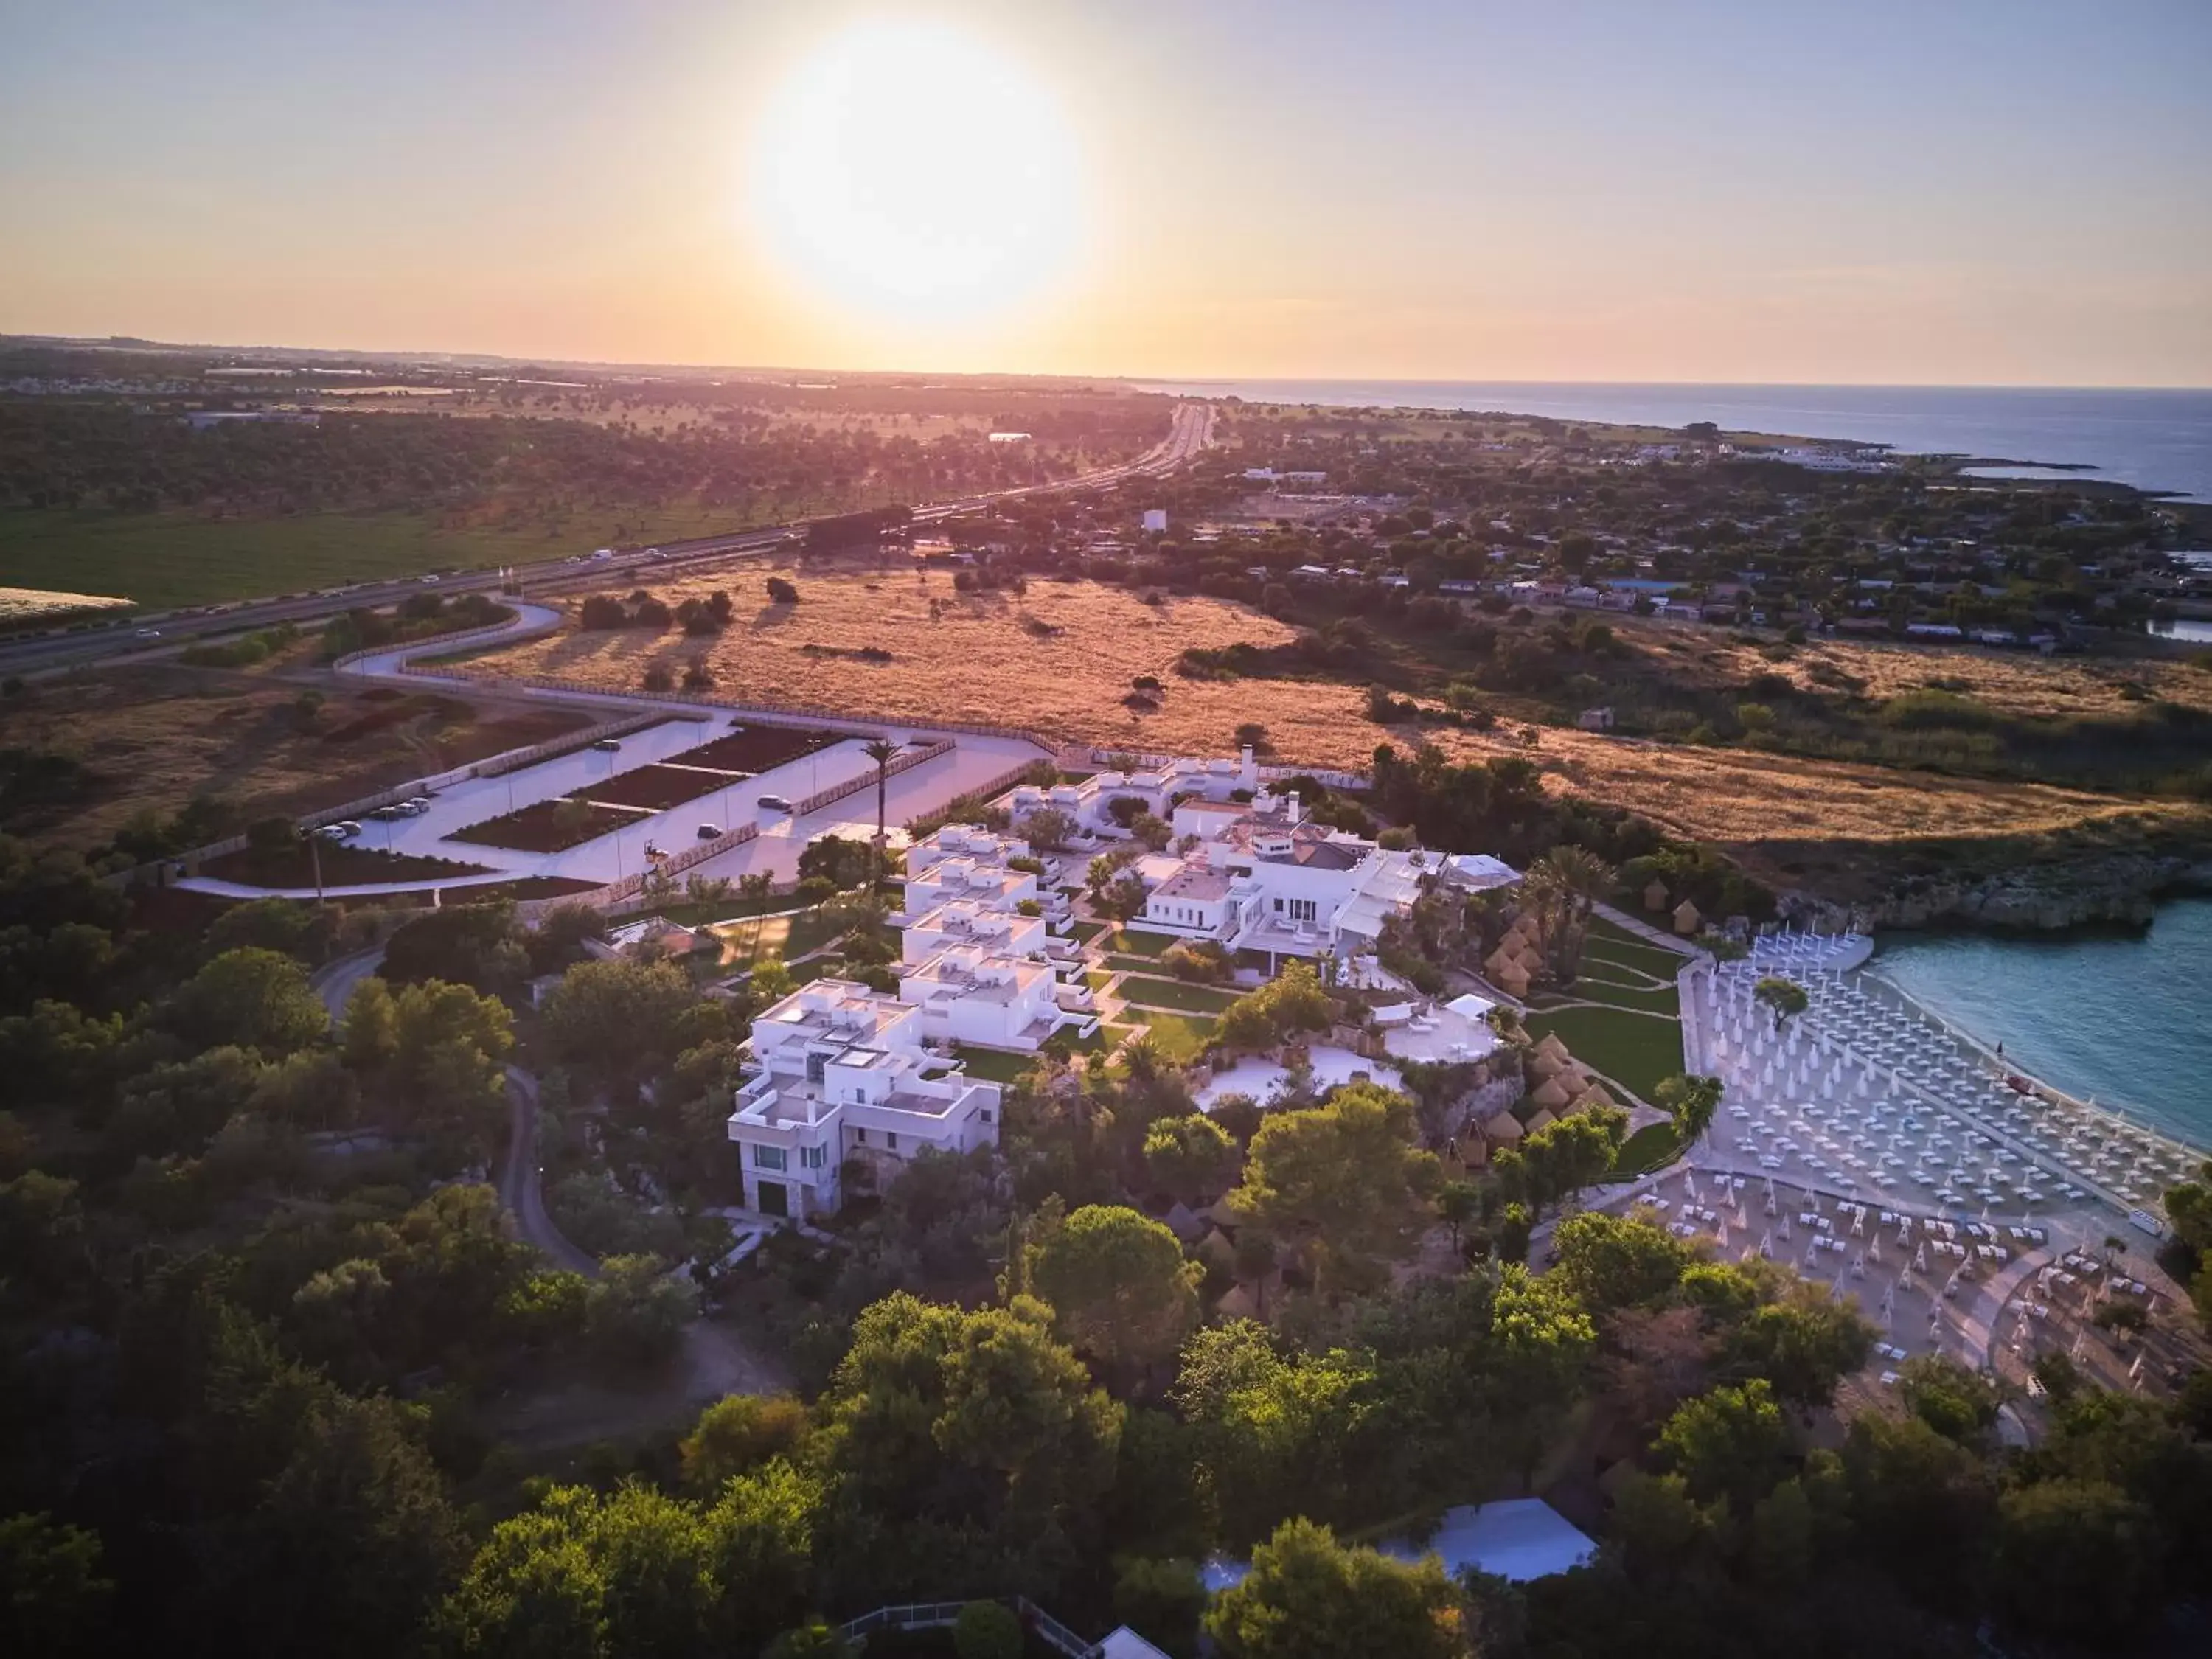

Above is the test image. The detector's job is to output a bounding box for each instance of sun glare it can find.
[749,19,1086,328]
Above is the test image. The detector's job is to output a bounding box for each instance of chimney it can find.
[1287,792,1301,824]
[1239,744,1258,792]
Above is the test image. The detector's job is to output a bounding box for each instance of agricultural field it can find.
[0,667,590,856]
[0,584,133,627]
[0,502,776,613]
[460,570,2202,868]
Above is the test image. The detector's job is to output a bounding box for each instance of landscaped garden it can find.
[200,841,495,887]
[1523,1002,1684,1103]
[577,762,740,813]
[665,724,846,773]
[448,796,642,852]
[1111,974,1241,1015]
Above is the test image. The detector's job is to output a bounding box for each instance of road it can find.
[0,400,1217,678]
[309,945,596,1275]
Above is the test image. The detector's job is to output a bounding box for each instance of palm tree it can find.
[1655,1073,1725,1147]
[738,872,774,965]
[1524,845,1615,984]
[863,737,898,887]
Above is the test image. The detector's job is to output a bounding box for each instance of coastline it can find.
[1859,954,2210,1185]
[1137,380,2212,502]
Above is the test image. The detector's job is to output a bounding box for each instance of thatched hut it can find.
[1569,1086,1613,1116]
[1525,1107,1559,1135]
[1481,1109,1524,1145]
[1529,1077,1573,1112]
[1644,878,1669,913]
[1536,1032,1573,1062]
[1673,900,1702,936]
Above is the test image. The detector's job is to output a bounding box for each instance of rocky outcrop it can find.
[1781,855,2212,936]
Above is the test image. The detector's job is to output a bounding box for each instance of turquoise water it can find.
[1869,900,2212,1148]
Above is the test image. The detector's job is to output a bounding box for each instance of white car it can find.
[135,627,161,639]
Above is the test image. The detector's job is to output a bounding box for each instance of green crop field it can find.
[0,501,765,613]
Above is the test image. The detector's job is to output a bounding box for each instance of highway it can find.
[0,400,1217,679]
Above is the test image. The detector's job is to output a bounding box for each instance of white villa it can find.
[900,897,1050,963]
[900,824,1056,919]
[896,942,1091,1050]
[1002,747,1267,838]
[1136,791,1517,970]
[997,747,1522,973]
[726,979,1004,1219]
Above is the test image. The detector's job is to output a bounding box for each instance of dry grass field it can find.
[1627,623,2212,719]
[0,585,133,625]
[456,570,2204,860]
[1,667,588,852]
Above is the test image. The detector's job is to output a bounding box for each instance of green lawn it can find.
[1118,1008,1217,1063]
[706,907,847,971]
[1103,954,1172,975]
[1113,975,1240,1015]
[1097,927,1178,958]
[1068,919,1110,944]
[0,500,793,613]
[1522,1005,1686,1102]
[1611,1121,1684,1177]
[1585,917,1692,975]
[1540,975,1683,1018]
[950,1045,1043,1084]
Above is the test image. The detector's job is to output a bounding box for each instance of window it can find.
[852,1127,867,1144]
[980,1109,994,1124]
[1289,897,1318,922]
[805,1051,828,1084]
[886,1131,900,1150]
[751,1144,788,1172]
[801,1144,827,1169]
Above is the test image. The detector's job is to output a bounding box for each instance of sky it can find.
[2,0,2208,384]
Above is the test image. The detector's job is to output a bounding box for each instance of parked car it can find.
[591,738,622,752]
[335,821,362,838]
[314,824,349,841]
[697,823,722,840]
[757,794,794,813]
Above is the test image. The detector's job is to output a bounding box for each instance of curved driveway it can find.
[310,945,594,1275]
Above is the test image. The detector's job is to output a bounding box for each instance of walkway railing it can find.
[838,1596,1099,1657]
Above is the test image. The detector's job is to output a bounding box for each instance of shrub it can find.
[641,663,674,693]
[952,1601,1022,1659]
[765,576,800,605]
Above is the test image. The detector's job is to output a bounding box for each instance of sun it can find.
[748,19,1087,328]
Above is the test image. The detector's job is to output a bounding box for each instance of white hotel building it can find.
[726,979,1005,1220]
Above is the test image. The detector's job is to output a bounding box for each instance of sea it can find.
[1134,380,2212,503]
[1138,377,2212,1147]
[1870,902,2212,1152]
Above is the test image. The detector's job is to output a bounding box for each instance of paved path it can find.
[310,945,598,1275]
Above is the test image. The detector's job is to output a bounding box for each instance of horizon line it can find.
[5,330,2209,395]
